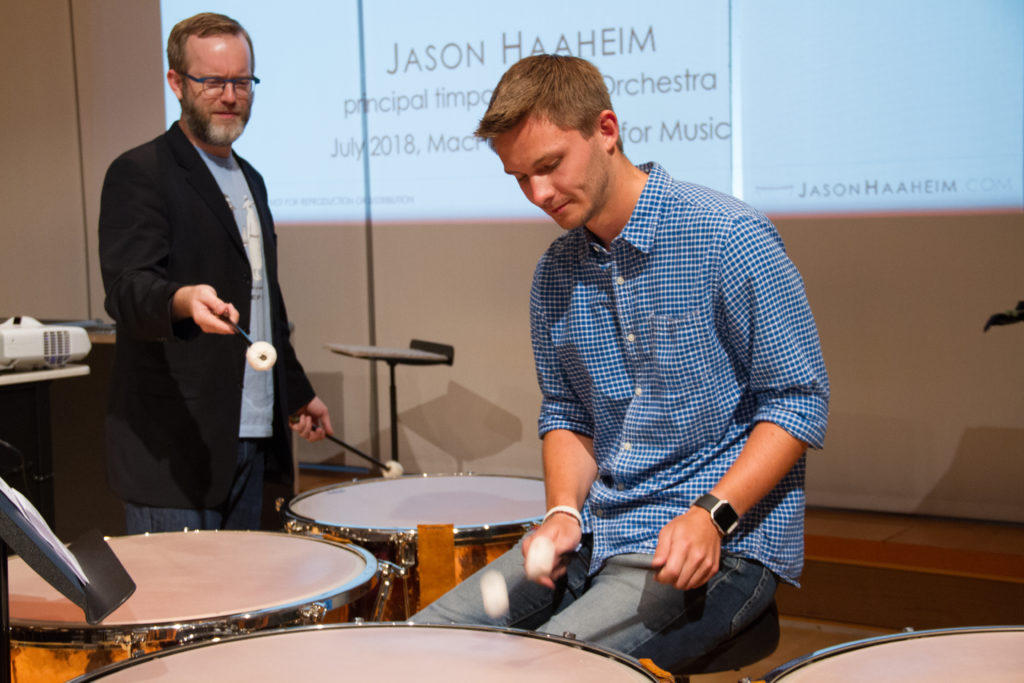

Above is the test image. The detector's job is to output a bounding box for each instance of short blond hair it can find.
[476,55,621,151]
[167,12,253,74]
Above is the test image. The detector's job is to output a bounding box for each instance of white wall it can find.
[783,215,1024,520]
[0,1,89,319]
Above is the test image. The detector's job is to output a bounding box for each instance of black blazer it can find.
[98,123,315,508]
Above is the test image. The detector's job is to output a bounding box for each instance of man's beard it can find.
[180,90,250,147]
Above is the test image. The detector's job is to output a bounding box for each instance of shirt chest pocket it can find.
[643,312,711,392]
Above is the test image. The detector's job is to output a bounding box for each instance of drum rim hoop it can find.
[283,473,545,539]
[761,625,1024,681]
[10,531,380,636]
[66,622,663,681]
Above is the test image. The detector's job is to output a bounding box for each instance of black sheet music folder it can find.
[0,492,135,625]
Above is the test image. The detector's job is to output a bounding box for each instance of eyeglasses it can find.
[183,73,260,97]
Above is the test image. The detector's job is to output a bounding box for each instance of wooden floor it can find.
[294,468,1024,682]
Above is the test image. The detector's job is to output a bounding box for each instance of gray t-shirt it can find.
[198,148,274,438]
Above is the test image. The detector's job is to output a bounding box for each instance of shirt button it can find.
[635,387,643,396]
[626,332,635,343]
[616,276,625,285]
[623,442,632,451]
[593,508,604,518]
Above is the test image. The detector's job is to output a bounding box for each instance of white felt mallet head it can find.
[480,569,509,618]
[382,460,404,479]
[246,341,277,371]
[524,535,556,582]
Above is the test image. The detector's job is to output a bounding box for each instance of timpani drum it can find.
[282,473,545,619]
[8,531,381,683]
[70,623,669,682]
[760,626,1024,682]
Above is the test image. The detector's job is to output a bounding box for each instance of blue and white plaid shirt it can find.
[530,163,829,584]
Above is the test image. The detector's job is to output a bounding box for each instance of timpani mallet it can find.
[479,535,555,619]
[220,314,277,371]
[290,417,404,480]
[321,432,404,479]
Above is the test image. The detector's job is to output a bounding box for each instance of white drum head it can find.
[765,627,1024,682]
[9,531,376,626]
[288,474,545,530]
[77,624,660,681]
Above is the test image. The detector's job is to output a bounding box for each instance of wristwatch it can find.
[693,493,739,536]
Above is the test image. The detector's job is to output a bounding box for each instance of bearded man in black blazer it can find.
[98,12,331,533]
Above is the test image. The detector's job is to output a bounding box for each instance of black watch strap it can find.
[693,493,739,536]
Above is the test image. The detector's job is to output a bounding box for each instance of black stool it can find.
[670,600,780,682]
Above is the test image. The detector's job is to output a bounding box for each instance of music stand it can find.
[326,340,454,464]
[0,478,134,682]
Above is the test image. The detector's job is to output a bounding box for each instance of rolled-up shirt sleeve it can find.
[531,258,596,439]
[717,215,830,448]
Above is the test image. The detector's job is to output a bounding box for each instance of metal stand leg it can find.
[327,342,453,468]
[386,360,399,463]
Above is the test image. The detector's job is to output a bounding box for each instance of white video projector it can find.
[0,316,92,371]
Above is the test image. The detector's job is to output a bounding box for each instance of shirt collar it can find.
[616,161,667,255]
[577,161,666,259]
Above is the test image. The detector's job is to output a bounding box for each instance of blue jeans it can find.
[411,535,777,672]
[124,438,268,533]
